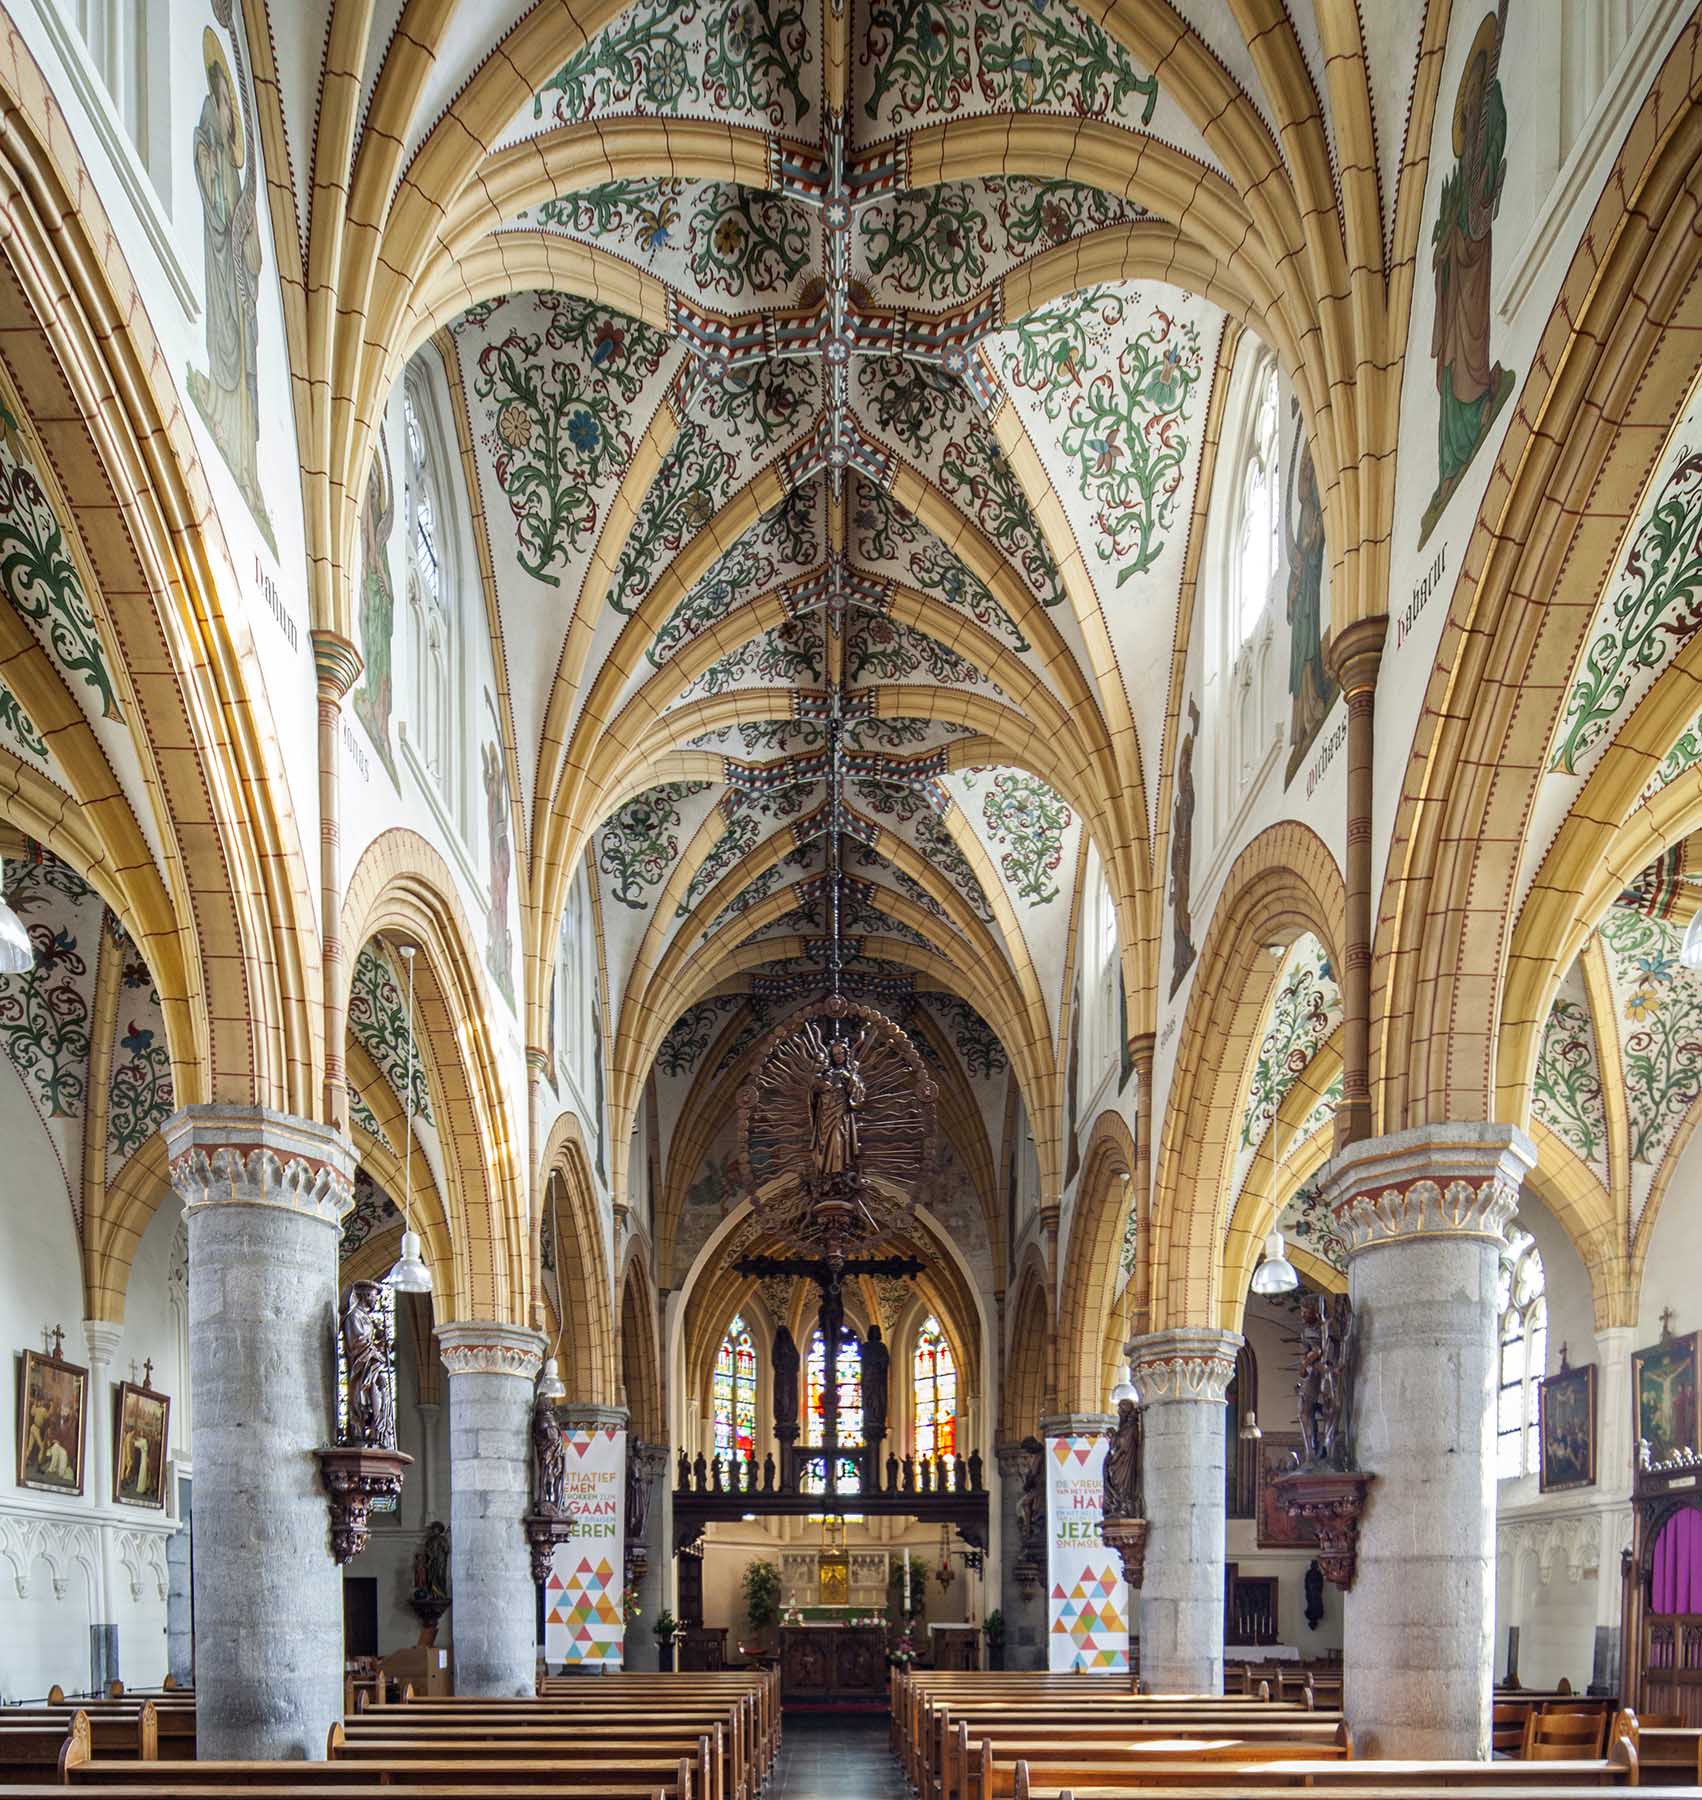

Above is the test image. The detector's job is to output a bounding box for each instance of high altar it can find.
[776,1546,891,1702]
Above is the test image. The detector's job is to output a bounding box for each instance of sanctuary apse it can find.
[0,0,1697,1786]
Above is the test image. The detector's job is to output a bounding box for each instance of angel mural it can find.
[1285,429,1336,783]
[186,2,276,557]
[352,432,399,785]
[1420,0,1515,548]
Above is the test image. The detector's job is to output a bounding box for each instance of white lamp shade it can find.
[1684,910,1702,971]
[0,896,35,975]
[387,1228,433,1293]
[1250,1228,1299,1295]
[538,1356,566,1402]
[1110,1362,1137,1406]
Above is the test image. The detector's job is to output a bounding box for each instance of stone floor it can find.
[770,1712,907,1797]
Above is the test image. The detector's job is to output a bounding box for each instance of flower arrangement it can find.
[623,1584,642,1625]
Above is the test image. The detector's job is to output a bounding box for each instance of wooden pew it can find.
[0,1708,90,1782]
[0,1700,157,1763]
[536,1671,779,1767]
[354,1707,751,1800]
[1639,1724,1701,1782]
[963,1733,1353,1800]
[396,1688,771,1793]
[333,1723,720,1800]
[35,1692,194,1759]
[915,1698,1339,1799]
[66,1752,694,1797]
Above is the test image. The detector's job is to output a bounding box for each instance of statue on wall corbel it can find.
[1100,1397,1148,1590]
[1271,1292,1372,1591]
[521,1391,573,1583]
[314,1284,411,1564]
[1012,1435,1046,1597]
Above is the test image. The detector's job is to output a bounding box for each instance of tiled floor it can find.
[770,1712,907,1797]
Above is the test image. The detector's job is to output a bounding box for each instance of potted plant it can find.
[983,1609,1006,1671]
[651,1609,678,1673]
[741,1559,781,1649]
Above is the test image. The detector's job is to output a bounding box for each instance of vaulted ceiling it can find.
[259,0,1427,1214]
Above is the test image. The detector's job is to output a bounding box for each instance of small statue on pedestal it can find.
[773,1326,800,1438]
[1015,1435,1045,1551]
[863,1325,890,1443]
[1297,1291,1356,1470]
[1102,1398,1141,1518]
[532,1392,567,1517]
[341,1282,396,1450]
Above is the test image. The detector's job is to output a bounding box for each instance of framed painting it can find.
[1256,1432,1317,1549]
[113,1381,170,1509]
[16,1348,87,1495]
[1634,1330,1700,1469]
[1538,1362,1596,1492]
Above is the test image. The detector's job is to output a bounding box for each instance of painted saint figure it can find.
[1285,433,1336,783]
[352,433,399,784]
[1168,696,1200,998]
[186,10,276,556]
[808,1036,865,1177]
[1420,1,1515,547]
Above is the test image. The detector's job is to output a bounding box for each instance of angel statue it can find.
[808,1026,867,1178]
[341,1282,396,1450]
[532,1391,568,1517]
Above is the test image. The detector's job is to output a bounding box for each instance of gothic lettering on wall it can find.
[1420,1,1515,549]
[484,742,515,1006]
[186,3,276,557]
[353,432,399,787]
[1169,696,1199,999]
[1285,429,1335,784]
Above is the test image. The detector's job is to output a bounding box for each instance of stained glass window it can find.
[913,1316,958,1460]
[803,1326,863,1495]
[712,1314,758,1464]
[1497,1228,1547,1480]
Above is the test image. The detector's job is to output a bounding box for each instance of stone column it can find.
[1590,1327,1635,1694]
[163,1106,352,1760]
[629,1441,670,1669]
[1127,1328,1239,1693]
[1321,1124,1534,1758]
[994,1439,1047,1669]
[437,1322,545,1696]
[82,1319,123,1692]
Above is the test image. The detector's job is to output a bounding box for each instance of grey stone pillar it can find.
[1321,1124,1533,1758]
[629,1441,670,1670]
[164,1106,352,1759]
[994,1439,1047,1669]
[438,1323,545,1696]
[83,1319,124,1693]
[1127,1328,1239,1693]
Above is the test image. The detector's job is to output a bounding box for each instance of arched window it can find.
[913,1316,957,1459]
[1497,1228,1547,1479]
[803,1326,863,1495]
[1233,364,1281,650]
[402,370,462,832]
[712,1314,757,1464]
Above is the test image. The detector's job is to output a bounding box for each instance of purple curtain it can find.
[1651,1508,1702,1614]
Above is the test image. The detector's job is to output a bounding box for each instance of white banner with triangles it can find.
[1045,1432,1129,1671]
[543,1424,626,1668]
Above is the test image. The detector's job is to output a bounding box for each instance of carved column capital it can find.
[1039,1411,1116,1438]
[1319,1124,1535,1259]
[163,1106,355,1227]
[82,1319,124,1365]
[992,1439,1032,1480]
[1126,1326,1241,1405]
[1326,614,1388,698]
[435,1322,546,1382]
[560,1403,629,1432]
[310,628,364,701]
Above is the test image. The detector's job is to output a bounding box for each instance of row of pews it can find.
[0,1671,778,1797]
[889,1671,1702,1800]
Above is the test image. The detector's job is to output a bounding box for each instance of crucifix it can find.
[141,1359,154,1391]
[1660,1307,1678,1340]
[45,1324,64,1360]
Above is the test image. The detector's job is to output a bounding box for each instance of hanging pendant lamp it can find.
[387,945,433,1294]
